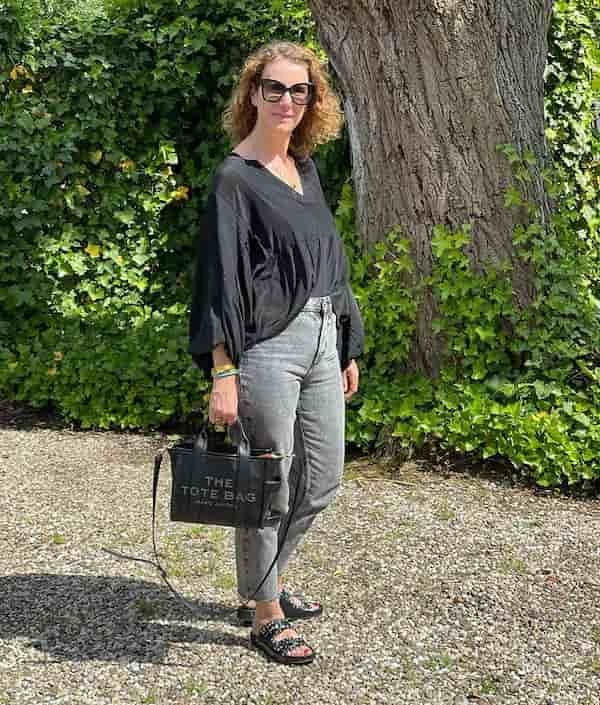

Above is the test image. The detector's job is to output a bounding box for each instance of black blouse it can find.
[189,152,365,379]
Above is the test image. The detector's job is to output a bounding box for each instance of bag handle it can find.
[192,417,251,457]
[192,419,255,527]
[193,425,208,452]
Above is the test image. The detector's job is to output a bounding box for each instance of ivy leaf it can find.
[85,244,101,257]
[16,113,35,134]
[132,253,149,266]
[115,209,136,225]
[472,358,487,380]
[504,186,523,208]
[475,326,496,342]
[533,380,551,399]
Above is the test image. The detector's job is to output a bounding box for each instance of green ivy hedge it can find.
[341,145,600,489]
[545,0,599,294]
[0,0,329,330]
[1,0,598,489]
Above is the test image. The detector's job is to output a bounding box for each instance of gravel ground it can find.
[1,423,600,705]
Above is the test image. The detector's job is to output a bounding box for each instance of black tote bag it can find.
[166,418,285,529]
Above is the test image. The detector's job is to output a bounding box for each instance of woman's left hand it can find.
[342,359,359,401]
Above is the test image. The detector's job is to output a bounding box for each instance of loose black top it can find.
[188,152,365,379]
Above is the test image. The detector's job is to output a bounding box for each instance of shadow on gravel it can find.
[0,574,248,663]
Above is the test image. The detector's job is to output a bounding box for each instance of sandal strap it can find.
[280,589,321,609]
[269,636,309,656]
[258,618,293,641]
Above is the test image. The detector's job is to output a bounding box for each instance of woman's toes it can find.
[275,628,312,657]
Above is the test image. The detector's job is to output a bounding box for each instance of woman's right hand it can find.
[208,375,239,426]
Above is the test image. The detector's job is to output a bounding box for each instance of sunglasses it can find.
[258,78,315,106]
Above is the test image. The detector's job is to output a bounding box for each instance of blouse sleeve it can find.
[345,282,365,363]
[188,191,249,380]
[335,248,365,371]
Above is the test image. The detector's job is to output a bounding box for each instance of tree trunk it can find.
[306,0,554,377]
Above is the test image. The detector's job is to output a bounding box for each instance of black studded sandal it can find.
[280,589,323,620]
[237,589,323,626]
[250,618,315,665]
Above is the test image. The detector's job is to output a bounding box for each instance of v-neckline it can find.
[229,151,308,201]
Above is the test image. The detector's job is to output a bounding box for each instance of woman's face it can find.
[250,57,311,136]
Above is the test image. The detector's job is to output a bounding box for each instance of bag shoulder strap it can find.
[102,452,207,618]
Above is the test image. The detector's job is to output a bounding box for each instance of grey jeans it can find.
[235,295,345,602]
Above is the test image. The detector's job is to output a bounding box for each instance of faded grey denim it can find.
[235,295,345,602]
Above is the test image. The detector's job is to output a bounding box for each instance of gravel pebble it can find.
[1,427,600,705]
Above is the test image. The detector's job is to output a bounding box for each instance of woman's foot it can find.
[279,588,323,619]
[250,598,314,662]
[238,587,323,626]
[251,618,315,664]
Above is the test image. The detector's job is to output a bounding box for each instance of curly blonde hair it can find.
[222,41,344,160]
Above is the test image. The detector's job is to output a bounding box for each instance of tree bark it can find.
[306,0,554,377]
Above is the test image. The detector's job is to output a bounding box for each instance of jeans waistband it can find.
[302,295,332,313]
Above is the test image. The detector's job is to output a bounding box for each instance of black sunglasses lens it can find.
[262,80,285,101]
[291,85,312,103]
[261,79,313,104]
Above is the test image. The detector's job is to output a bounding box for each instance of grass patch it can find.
[182,678,207,697]
[479,676,499,694]
[214,573,236,591]
[156,526,231,580]
[161,537,193,578]
[424,651,454,671]
[303,545,327,569]
[207,527,228,545]
[498,556,528,575]
[384,518,417,542]
[141,689,159,704]
[122,532,147,546]
[588,659,600,674]
[135,597,158,620]
[434,499,456,522]
[186,526,208,539]
[399,656,419,683]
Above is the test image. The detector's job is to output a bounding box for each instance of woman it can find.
[189,40,364,665]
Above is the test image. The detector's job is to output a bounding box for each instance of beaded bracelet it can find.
[212,363,236,375]
[212,368,240,379]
